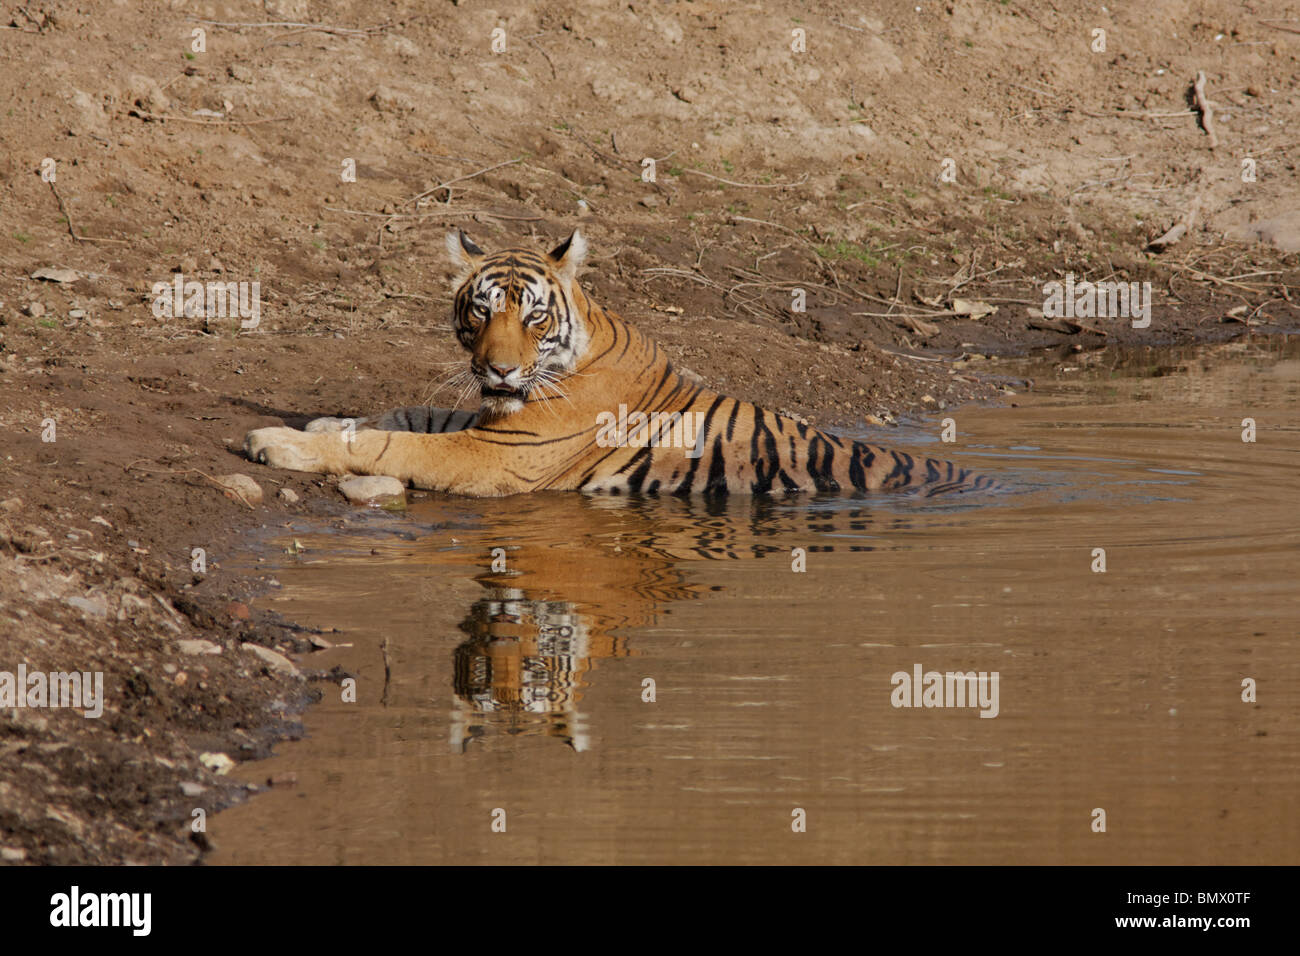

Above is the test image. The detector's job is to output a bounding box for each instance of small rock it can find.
[199,752,236,775]
[125,73,170,113]
[386,35,420,59]
[277,487,300,504]
[179,781,207,797]
[0,497,22,513]
[23,302,45,318]
[30,267,80,283]
[214,473,263,506]
[338,475,406,508]
[242,643,300,677]
[227,63,253,82]
[369,85,416,112]
[267,772,298,787]
[68,309,86,319]
[0,847,27,862]
[178,639,222,656]
[70,89,109,132]
[226,601,250,620]
[65,595,109,618]
[638,195,660,209]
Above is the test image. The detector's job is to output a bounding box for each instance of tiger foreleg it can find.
[243,425,530,496]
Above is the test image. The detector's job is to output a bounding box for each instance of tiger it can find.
[243,229,998,497]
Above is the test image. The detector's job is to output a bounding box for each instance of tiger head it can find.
[445,229,590,418]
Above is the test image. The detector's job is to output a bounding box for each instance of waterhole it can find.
[212,338,1298,864]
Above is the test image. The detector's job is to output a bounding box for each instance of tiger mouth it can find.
[481,384,528,400]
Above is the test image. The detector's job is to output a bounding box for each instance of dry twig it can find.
[1192,71,1219,148]
[47,181,128,244]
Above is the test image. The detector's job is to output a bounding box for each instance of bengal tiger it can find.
[243,230,998,497]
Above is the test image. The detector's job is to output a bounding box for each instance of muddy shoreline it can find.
[0,320,1275,866]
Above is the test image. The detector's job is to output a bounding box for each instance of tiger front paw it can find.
[244,426,330,473]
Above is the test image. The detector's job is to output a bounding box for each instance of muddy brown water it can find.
[211,339,1299,864]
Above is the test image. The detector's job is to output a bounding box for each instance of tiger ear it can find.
[445,230,484,283]
[547,229,588,282]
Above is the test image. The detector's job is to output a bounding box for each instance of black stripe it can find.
[470,431,588,447]
[849,441,867,490]
[616,445,652,476]
[885,451,913,489]
[674,395,726,495]
[750,408,778,494]
[627,449,654,492]
[807,434,839,493]
[703,436,729,497]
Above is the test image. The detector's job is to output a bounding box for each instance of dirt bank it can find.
[1,0,1298,863]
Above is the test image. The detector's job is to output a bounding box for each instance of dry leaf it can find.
[952,298,997,319]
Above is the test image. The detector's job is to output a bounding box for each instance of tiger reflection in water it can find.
[443,494,949,751]
[446,497,711,752]
[450,589,617,752]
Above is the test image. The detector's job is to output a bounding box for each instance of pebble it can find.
[178,639,222,656]
[179,782,207,797]
[65,595,109,618]
[368,85,416,112]
[199,752,235,775]
[338,475,405,508]
[277,487,300,504]
[30,266,80,283]
[214,473,263,506]
[23,302,44,318]
[242,643,300,677]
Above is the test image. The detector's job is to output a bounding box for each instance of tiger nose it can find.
[488,362,518,378]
